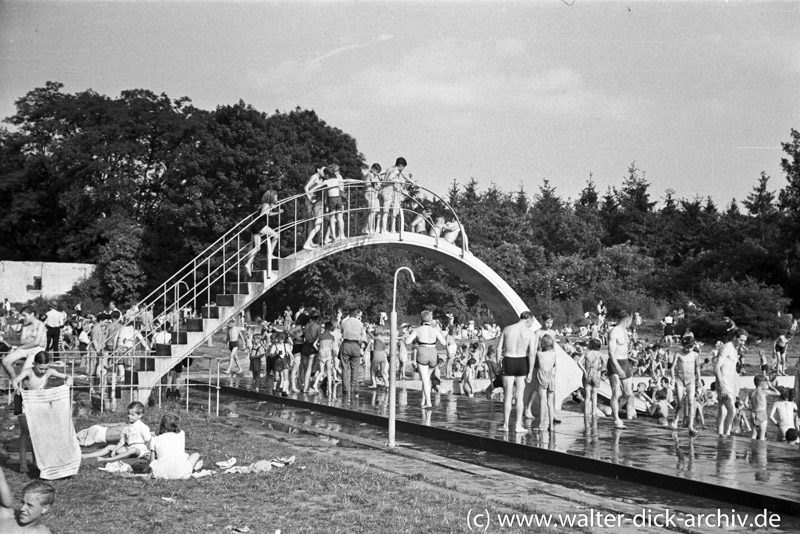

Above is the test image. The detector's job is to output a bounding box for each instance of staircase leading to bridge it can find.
[110,179,482,402]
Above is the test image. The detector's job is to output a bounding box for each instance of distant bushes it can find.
[690,278,790,341]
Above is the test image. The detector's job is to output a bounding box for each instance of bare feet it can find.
[614,421,626,429]
[514,425,528,433]
[498,425,509,432]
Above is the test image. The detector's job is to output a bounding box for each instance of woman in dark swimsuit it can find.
[406,310,447,409]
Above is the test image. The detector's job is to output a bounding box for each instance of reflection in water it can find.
[398,388,408,407]
[673,434,696,473]
[715,436,736,477]
[611,428,621,464]
[751,440,770,483]
[422,408,432,426]
[446,396,458,424]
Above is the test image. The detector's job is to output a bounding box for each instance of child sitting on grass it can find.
[149,414,202,480]
[0,466,55,533]
[82,401,151,463]
[12,351,72,474]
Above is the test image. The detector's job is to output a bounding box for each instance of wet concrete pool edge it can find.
[203,382,800,517]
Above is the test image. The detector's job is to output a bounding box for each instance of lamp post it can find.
[389,266,415,448]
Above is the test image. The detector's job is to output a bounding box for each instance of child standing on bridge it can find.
[244,190,281,278]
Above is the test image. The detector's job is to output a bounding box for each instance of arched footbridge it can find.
[111,180,579,400]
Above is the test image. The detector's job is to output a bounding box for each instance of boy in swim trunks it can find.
[749,374,779,440]
[534,334,558,431]
[769,388,796,441]
[669,335,700,434]
[224,321,243,374]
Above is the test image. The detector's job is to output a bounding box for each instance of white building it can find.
[0,261,95,304]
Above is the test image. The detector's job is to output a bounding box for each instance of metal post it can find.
[208,359,212,416]
[216,359,221,417]
[389,266,416,448]
[186,358,190,412]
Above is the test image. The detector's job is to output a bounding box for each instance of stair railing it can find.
[104,178,468,394]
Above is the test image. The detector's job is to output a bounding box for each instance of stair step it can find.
[202,306,220,319]
[216,295,235,307]
[170,331,188,345]
[254,258,280,271]
[185,318,204,332]
[226,283,252,295]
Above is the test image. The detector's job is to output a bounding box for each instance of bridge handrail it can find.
[107,178,466,373]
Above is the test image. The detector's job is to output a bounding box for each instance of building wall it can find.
[0,261,95,304]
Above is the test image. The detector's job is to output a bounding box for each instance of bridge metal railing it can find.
[98,178,467,407]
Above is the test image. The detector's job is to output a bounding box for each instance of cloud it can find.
[247,37,643,121]
[355,41,638,120]
[309,34,394,65]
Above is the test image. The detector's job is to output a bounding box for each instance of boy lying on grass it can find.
[82,401,151,463]
[0,466,54,533]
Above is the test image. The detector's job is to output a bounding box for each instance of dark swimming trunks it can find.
[503,357,528,377]
[607,358,631,377]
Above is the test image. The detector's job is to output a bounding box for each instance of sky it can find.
[1,0,799,208]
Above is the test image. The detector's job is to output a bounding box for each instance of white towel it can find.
[22,385,81,480]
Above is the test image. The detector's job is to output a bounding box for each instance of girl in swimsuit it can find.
[368,327,389,389]
[534,334,558,431]
[362,163,381,234]
[577,338,605,420]
[406,310,447,409]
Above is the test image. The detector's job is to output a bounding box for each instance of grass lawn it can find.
[0,403,545,534]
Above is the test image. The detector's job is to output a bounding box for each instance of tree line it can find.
[2,83,799,339]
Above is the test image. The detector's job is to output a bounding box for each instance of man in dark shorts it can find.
[608,312,634,428]
[497,311,537,433]
[339,308,365,397]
